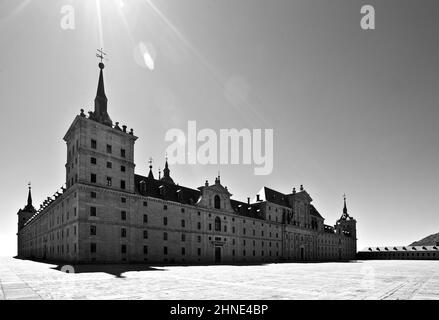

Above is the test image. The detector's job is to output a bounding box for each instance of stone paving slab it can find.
[0,257,438,300]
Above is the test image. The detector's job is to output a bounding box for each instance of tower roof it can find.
[160,156,175,185]
[23,183,36,213]
[340,194,350,220]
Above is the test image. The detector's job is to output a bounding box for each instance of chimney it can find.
[256,194,260,202]
[122,125,127,133]
[247,197,250,204]
[300,184,304,191]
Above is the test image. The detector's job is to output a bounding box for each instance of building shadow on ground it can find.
[50,263,164,278]
[13,256,362,278]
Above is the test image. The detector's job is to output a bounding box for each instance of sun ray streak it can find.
[96,0,105,49]
[142,0,271,128]
[0,0,31,26]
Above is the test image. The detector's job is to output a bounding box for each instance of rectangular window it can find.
[143,245,148,255]
[106,144,112,153]
[90,243,96,253]
[121,165,126,172]
[90,225,96,236]
[198,248,201,256]
[143,214,148,223]
[106,177,112,186]
[91,139,97,149]
[121,228,126,238]
[197,236,201,243]
[121,244,126,254]
[181,220,185,228]
[90,157,97,165]
[121,197,126,203]
[143,230,148,239]
[181,208,185,213]
[163,232,168,241]
[181,234,186,242]
[120,180,126,190]
[209,224,212,231]
[121,149,126,158]
[163,205,168,210]
[106,161,112,169]
[90,191,97,198]
[164,247,168,255]
[163,217,168,226]
[143,201,147,207]
[181,247,186,255]
[90,206,96,217]
[121,211,127,220]
[91,173,97,183]
[197,222,201,230]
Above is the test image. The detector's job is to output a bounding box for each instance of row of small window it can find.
[49,208,77,227]
[88,208,279,239]
[90,157,127,172]
[90,139,126,158]
[88,244,279,258]
[49,226,77,240]
[48,243,77,254]
[90,174,126,189]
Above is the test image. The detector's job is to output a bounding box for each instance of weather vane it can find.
[96,48,107,67]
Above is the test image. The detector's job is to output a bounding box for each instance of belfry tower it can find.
[17,183,36,231]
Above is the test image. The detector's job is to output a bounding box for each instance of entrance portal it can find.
[215,247,221,263]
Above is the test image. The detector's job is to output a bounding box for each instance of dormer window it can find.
[139,180,146,194]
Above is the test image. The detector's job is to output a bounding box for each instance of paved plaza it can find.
[0,257,438,300]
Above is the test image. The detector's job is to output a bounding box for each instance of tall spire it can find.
[27,182,32,207]
[340,194,349,220]
[93,49,112,127]
[343,194,348,215]
[24,182,36,212]
[160,155,175,184]
[147,157,155,179]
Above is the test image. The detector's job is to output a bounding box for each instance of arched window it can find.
[214,195,221,209]
[215,216,221,232]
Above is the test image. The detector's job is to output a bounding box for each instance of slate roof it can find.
[359,246,439,252]
[135,174,265,220]
[310,205,323,219]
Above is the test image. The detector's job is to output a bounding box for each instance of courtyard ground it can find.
[0,257,438,300]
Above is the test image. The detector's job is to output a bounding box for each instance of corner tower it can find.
[17,183,36,231]
[63,56,138,193]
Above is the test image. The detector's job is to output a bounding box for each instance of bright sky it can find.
[1,0,439,256]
